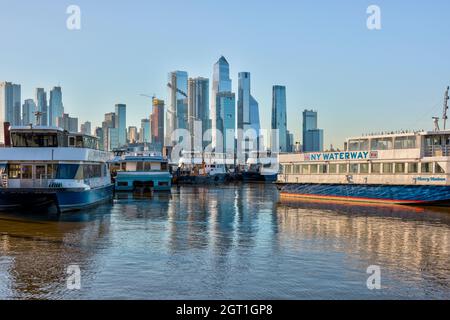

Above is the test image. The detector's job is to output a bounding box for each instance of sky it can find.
[1,0,449,148]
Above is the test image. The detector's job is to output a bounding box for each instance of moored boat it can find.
[0,126,114,213]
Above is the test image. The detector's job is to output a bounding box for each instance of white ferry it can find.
[0,126,114,213]
[278,129,450,205]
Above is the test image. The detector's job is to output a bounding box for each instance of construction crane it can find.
[140,93,156,100]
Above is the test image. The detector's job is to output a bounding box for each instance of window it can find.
[329,164,337,174]
[395,163,406,174]
[56,164,83,179]
[8,164,21,179]
[348,139,369,151]
[360,163,369,174]
[68,136,76,147]
[294,165,301,174]
[339,164,348,174]
[319,164,327,174]
[144,162,152,171]
[47,164,55,178]
[435,163,445,174]
[383,163,394,174]
[350,163,359,174]
[394,136,416,149]
[301,165,309,174]
[371,163,382,174]
[408,163,418,173]
[285,165,292,174]
[36,165,46,179]
[21,165,33,179]
[310,164,318,174]
[118,182,128,187]
[136,162,144,171]
[10,132,59,147]
[371,138,393,150]
[421,163,432,174]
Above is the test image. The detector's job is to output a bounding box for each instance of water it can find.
[0,184,449,300]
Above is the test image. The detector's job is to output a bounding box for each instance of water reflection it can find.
[0,185,449,299]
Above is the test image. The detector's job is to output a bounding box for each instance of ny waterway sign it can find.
[305,151,379,161]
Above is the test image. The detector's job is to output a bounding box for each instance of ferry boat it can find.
[0,125,114,213]
[111,152,172,192]
[243,151,278,183]
[278,128,450,206]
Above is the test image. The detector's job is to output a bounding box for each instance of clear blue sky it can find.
[1,0,449,148]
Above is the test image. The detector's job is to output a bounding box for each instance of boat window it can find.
[56,164,83,179]
[371,163,381,174]
[310,164,318,174]
[144,162,152,171]
[47,164,56,178]
[394,136,416,149]
[285,165,292,174]
[383,163,394,174]
[36,165,47,179]
[338,164,348,174]
[421,163,432,174]
[136,162,144,171]
[371,138,393,150]
[408,163,419,173]
[329,164,337,174]
[68,136,76,147]
[395,163,406,174]
[349,163,358,174]
[83,164,102,178]
[10,132,59,147]
[318,164,327,174]
[294,164,301,174]
[301,165,309,174]
[76,136,83,148]
[435,163,445,174]
[161,162,168,171]
[121,162,127,171]
[21,165,33,179]
[360,163,369,174]
[348,140,360,151]
[7,164,21,179]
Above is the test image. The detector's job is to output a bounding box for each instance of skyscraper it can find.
[211,56,232,149]
[140,118,151,143]
[216,92,236,159]
[57,113,78,133]
[166,71,188,146]
[271,85,288,152]
[49,87,64,126]
[102,112,116,151]
[80,121,92,135]
[128,126,138,143]
[188,77,210,150]
[94,127,104,150]
[115,104,127,147]
[0,82,21,143]
[22,99,36,126]
[35,88,48,126]
[151,98,165,145]
[302,110,324,152]
[237,72,262,162]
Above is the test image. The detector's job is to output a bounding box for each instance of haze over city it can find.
[1,0,450,148]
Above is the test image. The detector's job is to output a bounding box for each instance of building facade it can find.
[22,99,36,126]
[115,104,127,147]
[140,118,151,143]
[216,92,236,159]
[151,98,164,145]
[0,82,21,143]
[166,71,188,146]
[80,121,92,135]
[57,113,78,133]
[35,88,48,126]
[187,77,210,150]
[302,110,324,152]
[49,87,64,127]
[211,56,232,149]
[271,85,288,152]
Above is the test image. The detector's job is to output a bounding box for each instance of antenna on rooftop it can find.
[34,111,43,126]
[433,117,440,131]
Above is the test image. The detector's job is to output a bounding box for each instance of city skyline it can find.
[1,1,450,148]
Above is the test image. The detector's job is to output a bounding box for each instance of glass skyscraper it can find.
[166,71,188,146]
[302,110,324,152]
[211,56,232,149]
[187,77,210,150]
[216,92,236,158]
[271,85,288,152]
[0,82,21,143]
[22,99,36,126]
[49,87,64,127]
[115,104,127,147]
[151,98,165,145]
[35,88,48,126]
[140,118,151,143]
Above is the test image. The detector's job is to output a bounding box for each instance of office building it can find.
[187,77,210,150]
[49,87,64,126]
[166,71,188,145]
[271,85,288,152]
[302,110,324,152]
[151,98,164,145]
[115,104,127,147]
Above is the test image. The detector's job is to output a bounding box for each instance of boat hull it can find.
[279,183,450,206]
[0,184,114,213]
[242,172,278,183]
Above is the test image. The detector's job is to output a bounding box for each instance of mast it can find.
[443,86,449,130]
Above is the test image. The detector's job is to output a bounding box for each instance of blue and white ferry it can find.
[111,152,172,192]
[0,126,114,213]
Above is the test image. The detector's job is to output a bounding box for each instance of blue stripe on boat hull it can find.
[0,184,114,213]
[280,183,450,205]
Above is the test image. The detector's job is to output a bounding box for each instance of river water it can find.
[0,184,449,299]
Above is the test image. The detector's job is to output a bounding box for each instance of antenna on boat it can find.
[433,117,440,131]
[34,111,43,126]
[443,86,449,130]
